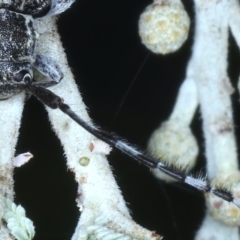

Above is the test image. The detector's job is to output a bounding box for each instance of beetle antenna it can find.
[27,82,240,209]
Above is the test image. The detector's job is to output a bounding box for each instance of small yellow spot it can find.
[146,34,158,44]
[143,15,152,23]
[171,31,180,41]
[170,13,180,22]
[156,21,168,31]
[230,207,240,218]
[183,26,189,34]
[79,157,90,166]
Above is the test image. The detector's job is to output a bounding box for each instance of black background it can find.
[13,1,240,240]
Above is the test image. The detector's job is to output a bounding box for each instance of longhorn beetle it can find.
[1,0,240,221]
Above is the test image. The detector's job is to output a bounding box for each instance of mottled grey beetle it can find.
[0,0,73,99]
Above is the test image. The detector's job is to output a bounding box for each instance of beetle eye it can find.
[14,70,32,83]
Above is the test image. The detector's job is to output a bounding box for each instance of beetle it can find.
[0,0,74,100]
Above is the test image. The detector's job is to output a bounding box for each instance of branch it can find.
[34,16,161,240]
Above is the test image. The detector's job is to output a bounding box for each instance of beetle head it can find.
[0,62,33,99]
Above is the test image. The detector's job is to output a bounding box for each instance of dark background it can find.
[13,1,240,240]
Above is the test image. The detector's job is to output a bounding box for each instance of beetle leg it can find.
[33,54,64,85]
[47,0,75,16]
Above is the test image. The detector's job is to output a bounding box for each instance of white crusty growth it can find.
[143,0,240,239]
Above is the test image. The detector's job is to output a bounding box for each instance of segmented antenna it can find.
[27,82,240,209]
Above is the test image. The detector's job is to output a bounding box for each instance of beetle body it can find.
[0,0,74,99]
[0,9,35,99]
